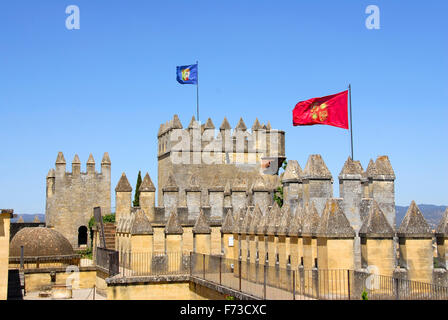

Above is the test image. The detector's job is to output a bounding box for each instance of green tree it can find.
[133,171,142,207]
[274,160,288,207]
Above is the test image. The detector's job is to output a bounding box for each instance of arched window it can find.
[78,226,88,247]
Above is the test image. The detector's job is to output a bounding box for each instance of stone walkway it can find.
[23,288,106,300]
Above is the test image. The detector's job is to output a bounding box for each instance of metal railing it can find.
[118,251,189,277]
[95,249,448,300]
[96,247,119,276]
[190,253,448,300]
[9,255,81,270]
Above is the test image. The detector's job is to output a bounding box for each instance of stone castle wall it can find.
[157,115,285,206]
[45,152,111,248]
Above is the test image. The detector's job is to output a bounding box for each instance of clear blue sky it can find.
[1,0,447,214]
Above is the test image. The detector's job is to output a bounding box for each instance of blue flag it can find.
[176,64,198,84]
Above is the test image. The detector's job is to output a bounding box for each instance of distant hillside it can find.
[396,204,447,229]
[9,205,448,229]
[11,214,45,223]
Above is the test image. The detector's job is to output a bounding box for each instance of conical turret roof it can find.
[56,152,66,164]
[359,200,394,238]
[219,117,231,130]
[101,152,111,164]
[172,114,183,129]
[221,209,234,234]
[397,201,431,238]
[139,173,156,192]
[317,199,356,238]
[281,160,302,183]
[193,209,211,234]
[131,209,153,235]
[251,118,262,131]
[303,154,332,179]
[72,154,81,164]
[115,173,132,192]
[204,118,215,130]
[87,153,95,164]
[302,202,321,236]
[163,173,179,192]
[339,157,363,179]
[165,210,183,234]
[235,117,247,131]
[436,208,448,236]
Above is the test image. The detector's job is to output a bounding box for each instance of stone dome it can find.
[9,227,74,257]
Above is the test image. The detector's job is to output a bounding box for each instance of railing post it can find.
[20,246,24,270]
[263,263,267,299]
[239,258,242,291]
[293,270,296,300]
[203,253,206,279]
[219,256,222,285]
[189,251,193,277]
[347,270,351,300]
[394,278,399,300]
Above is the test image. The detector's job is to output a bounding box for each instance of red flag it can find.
[293,90,348,129]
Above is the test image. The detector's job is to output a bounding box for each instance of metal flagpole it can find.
[349,84,354,160]
[196,60,199,121]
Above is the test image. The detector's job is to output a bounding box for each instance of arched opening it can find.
[78,226,88,247]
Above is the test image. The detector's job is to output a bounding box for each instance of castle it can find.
[45,114,448,287]
[45,152,111,248]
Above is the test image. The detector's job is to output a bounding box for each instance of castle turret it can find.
[282,160,303,211]
[186,174,201,219]
[223,181,232,208]
[55,152,66,178]
[231,176,248,212]
[101,152,111,178]
[252,176,271,210]
[46,169,55,199]
[139,173,156,221]
[72,154,81,176]
[397,201,433,283]
[256,208,269,265]
[208,175,224,218]
[288,205,303,270]
[163,173,179,217]
[221,209,234,259]
[316,199,356,271]
[164,210,183,253]
[368,156,396,228]
[302,202,320,269]
[115,173,132,221]
[86,153,95,175]
[338,157,363,231]
[302,155,333,216]
[130,209,154,252]
[359,200,395,276]
[339,157,364,269]
[193,209,211,255]
[436,208,448,270]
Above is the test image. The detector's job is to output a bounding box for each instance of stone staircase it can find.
[103,223,116,250]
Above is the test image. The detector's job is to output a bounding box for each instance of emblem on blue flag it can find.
[176,64,198,84]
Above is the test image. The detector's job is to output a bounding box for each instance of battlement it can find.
[157,114,285,160]
[49,152,111,177]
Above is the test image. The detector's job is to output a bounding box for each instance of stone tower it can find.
[156,115,286,207]
[45,152,111,248]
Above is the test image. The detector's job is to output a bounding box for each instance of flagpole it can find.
[349,84,354,160]
[196,60,199,121]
